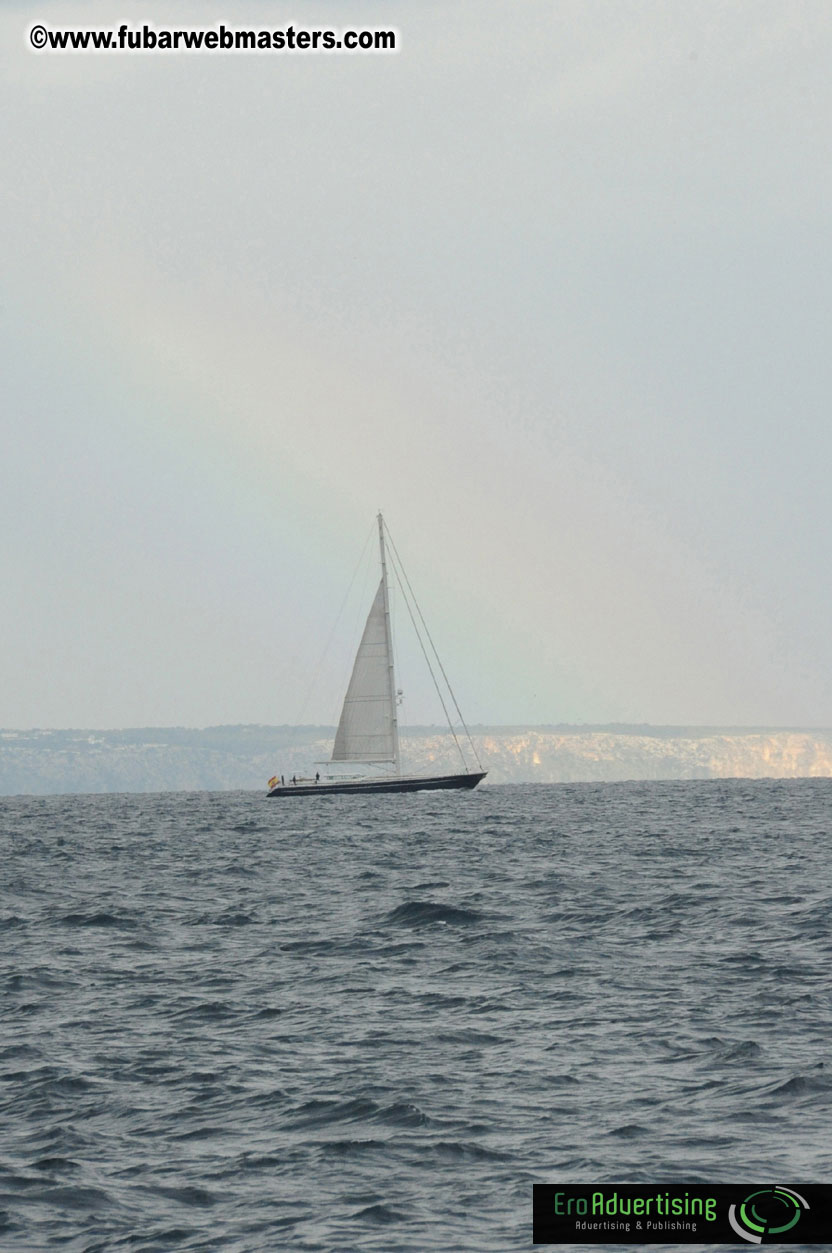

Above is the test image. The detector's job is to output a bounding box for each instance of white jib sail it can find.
[331,579,397,764]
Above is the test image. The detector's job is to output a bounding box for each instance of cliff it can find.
[2,725,832,795]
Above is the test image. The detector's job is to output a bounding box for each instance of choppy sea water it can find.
[1,780,831,1252]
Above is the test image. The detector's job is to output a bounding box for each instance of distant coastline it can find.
[2,724,832,795]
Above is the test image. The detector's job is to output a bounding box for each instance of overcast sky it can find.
[3,0,832,729]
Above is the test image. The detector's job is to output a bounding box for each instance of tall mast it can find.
[377,511,401,774]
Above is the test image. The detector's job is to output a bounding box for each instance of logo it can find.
[728,1188,808,1244]
[533,1183,830,1244]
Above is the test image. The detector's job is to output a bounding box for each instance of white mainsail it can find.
[331,578,398,766]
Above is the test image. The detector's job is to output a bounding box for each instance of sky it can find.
[3,0,832,729]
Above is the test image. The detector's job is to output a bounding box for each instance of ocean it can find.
[1,780,831,1251]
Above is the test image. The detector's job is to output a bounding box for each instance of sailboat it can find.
[266,514,486,797]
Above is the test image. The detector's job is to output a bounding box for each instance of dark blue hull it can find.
[267,771,486,798]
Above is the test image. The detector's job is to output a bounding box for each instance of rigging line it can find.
[293,519,376,727]
[386,544,467,772]
[386,563,408,774]
[384,521,484,772]
[384,537,469,774]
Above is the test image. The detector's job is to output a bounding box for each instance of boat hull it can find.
[267,771,486,798]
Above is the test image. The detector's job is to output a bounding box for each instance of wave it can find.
[436,1029,506,1046]
[285,1097,433,1132]
[58,911,137,929]
[384,901,485,927]
[762,1069,832,1100]
[426,1141,511,1162]
[351,1203,408,1224]
[137,1183,217,1208]
[193,911,257,927]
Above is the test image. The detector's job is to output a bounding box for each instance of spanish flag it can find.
[268,776,278,789]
